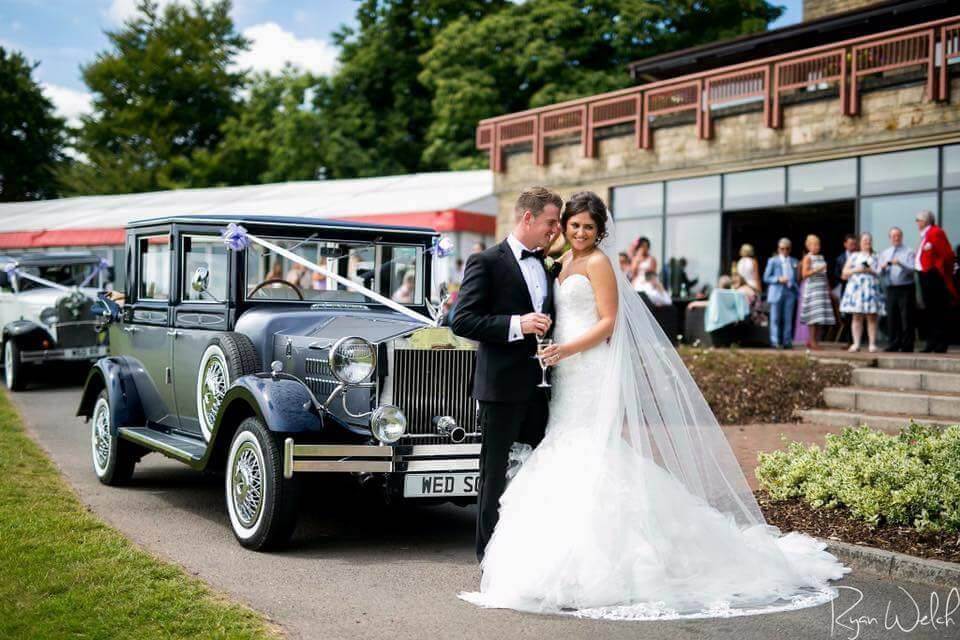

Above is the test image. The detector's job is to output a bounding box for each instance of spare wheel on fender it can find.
[196,334,261,441]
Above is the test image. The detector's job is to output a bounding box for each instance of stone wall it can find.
[493,78,960,237]
[804,0,884,21]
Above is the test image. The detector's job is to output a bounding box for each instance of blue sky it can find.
[0,0,802,124]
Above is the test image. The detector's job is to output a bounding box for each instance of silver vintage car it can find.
[0,252,110,390]
[77,215,480,550]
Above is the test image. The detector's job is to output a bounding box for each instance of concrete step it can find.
[874,355,960,374]
[797,408,950,431]
[822,386,960,419]
[851,368,960,393]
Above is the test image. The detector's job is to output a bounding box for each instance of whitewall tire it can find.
[197,344,229,442]
[3,340,26,391]
[90,390,138,485]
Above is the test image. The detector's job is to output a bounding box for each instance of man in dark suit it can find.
[451,186,563,563]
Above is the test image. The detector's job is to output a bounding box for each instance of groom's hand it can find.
[520,313,551,336]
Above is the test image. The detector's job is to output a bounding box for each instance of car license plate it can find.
[66,346,107,359]
[403,473,479,498]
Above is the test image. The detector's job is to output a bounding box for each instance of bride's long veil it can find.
[596,213,766,530]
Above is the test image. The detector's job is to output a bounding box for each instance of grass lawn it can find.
[0,390,280,640]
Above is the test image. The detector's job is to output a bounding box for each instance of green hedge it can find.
[756,424,960,533]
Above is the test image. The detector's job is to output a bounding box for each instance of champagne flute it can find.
[531,314,551,359]
[536,338,553,388]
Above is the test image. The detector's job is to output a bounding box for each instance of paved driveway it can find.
[9,379,956,640]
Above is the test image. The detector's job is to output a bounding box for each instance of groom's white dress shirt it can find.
[505,234,547,342]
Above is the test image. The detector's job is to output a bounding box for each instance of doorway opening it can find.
[722,201,856,279]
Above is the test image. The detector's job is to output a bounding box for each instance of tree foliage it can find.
[65,0,247,193]
[420,0,783,169]
[0,48,65,201]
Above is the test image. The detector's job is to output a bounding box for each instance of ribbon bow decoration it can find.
[221,223,252,251]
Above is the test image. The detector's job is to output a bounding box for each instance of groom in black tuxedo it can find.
[451,186,563,563]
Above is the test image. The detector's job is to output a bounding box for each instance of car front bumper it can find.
[20,345,108,363]
[282,440,480,478]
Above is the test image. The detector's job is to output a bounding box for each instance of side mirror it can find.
[191,266,210,293]
[93,291,122,331]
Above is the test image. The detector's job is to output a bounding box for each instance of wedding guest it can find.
[629,237,657,287]
[914,210,958,353]
[618,252,631,276]
[879,226,916,352]
[687,275,733,310]
[731,273,757,305]
[832,234,858,301]
[634,271,672,307]
[310,271,326,291]
[736,243,761,293]
[268,261,283,280]
[840,232,885,353]
[799,234,835,350]
[763,238,799,349]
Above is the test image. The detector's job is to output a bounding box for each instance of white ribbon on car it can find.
[221,223,434,326]
[3,263,75,294]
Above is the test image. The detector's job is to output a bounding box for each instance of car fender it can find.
[214,374,326,435]
[76,356,145,435]
[3,320,53,351]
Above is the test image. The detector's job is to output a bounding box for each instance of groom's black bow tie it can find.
[520,248,545,261]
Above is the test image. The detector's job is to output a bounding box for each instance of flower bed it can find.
[679,348,851,424]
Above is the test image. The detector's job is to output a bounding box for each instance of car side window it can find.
[182,235,228,302]
[138,234,171,301]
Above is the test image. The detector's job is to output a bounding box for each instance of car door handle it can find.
[166,329,182,337]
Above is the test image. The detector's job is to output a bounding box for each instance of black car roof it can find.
[128,214,439,236]
[0,251,101,267]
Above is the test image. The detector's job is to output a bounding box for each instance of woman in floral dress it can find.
[840,232,885,352]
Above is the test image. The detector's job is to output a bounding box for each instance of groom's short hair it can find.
[515,186,563,220]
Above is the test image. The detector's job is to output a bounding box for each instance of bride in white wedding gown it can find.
[460,192,849,620]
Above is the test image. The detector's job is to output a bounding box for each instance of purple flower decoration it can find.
[432,236,454,258]
[222,223,251,251]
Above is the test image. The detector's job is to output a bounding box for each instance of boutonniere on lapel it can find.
[543,256,562,278]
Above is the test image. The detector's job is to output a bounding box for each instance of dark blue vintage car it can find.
[77,215,479,550]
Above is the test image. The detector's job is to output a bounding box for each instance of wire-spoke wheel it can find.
[3,340,26,391]
[225,417,299,550]
[90,390,138,485]
[196,335,260,442]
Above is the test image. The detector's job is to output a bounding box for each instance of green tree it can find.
[68,0,247,194]
[187,69,329,185]
[318,0,508,179]
[419,0,783,169]
[0,48,65,201]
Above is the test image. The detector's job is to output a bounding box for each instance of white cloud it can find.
[235,22,337,76]
[42,83,93,126]
[105,0,216,25]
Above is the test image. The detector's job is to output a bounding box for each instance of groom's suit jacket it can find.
[451,239,555,403]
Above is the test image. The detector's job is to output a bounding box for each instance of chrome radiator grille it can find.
[54,321,99,348]
[392,348,478,444]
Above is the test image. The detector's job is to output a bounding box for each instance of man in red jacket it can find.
[915,210,958,353]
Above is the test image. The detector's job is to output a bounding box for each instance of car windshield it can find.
[16,262,101,292]
[245,237,424,306]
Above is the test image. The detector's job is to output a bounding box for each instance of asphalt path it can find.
[8,376,959,640]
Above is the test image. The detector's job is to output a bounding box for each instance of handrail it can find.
[476,13,960,171]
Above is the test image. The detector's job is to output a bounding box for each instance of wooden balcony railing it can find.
[476,15,960,172]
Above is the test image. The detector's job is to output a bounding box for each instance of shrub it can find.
[679,347,852,424]
[756,424,960,533]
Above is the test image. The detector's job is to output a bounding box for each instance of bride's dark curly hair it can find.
[561,191,609,245]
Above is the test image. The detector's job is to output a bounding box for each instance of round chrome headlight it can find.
[371,405,406,444]
[329,336,376,385]
[39,307,58,326]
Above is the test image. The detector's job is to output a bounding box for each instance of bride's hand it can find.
[539,343,571,366]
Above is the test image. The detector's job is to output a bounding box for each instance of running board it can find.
[118,427,207,464]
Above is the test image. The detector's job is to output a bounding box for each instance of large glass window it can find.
[666,175,720,214]
[616,218,663,263]
[944,145,960,188]
[612,182,663,219]
[665,212,720,296]
[788,158,857,203]
[723,168,785,210]
[943,189,960,241]
[860,193,939,252]
[138,234,171,301]
[861,148,938,196]
[182,235,229,302]
[244,238,423,305]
